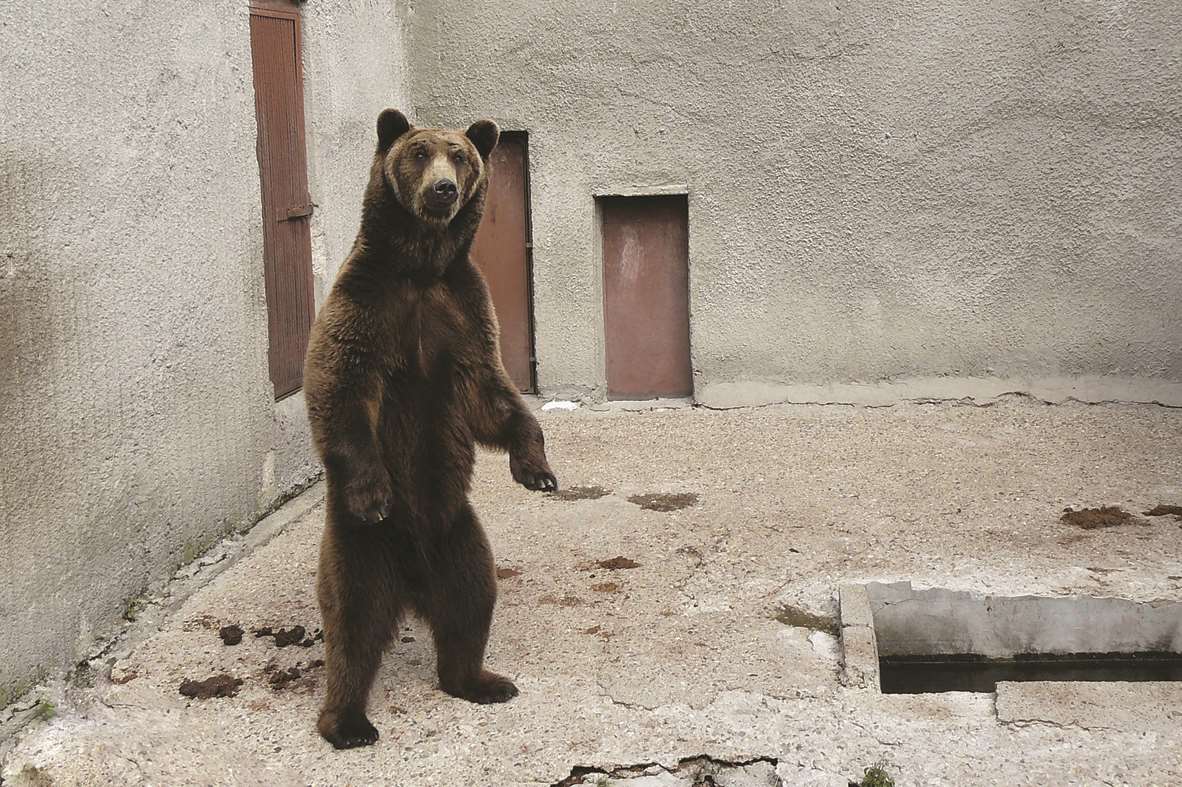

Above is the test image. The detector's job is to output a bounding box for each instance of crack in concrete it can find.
[696,391,1182,412]
[846,718,904,748]
[999,717,1096,732]
[595,678,661,712]
[549,754,782,787]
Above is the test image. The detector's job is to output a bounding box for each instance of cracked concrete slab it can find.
[3,400,1182,786]
[996,681,1182,730]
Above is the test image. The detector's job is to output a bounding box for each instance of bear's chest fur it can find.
[373,279,470,387]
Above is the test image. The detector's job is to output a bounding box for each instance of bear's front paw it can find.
[342,471,394,524]
[509,451,558,493]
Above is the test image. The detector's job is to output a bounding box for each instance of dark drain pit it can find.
[844,582,1182,694]
[880,652,1182,694]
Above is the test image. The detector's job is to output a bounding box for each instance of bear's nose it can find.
[432,179,458,199]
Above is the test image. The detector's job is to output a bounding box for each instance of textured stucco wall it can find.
[402,0,1182,405]
[0,2,406,704]
[301,1,412,294]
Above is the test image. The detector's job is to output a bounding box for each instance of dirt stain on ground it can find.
[774,604,840,636]
[1145,504,1182,521]
[580,625,613,640]
[179,674,243,699]
[628,492,699,512]
[182,615,221,632]
[111,668,138,685]
[1061,506,1149,529]
[554,485,611,502]
[255,625,322,648]
[591,582,621,593]
[218,624,244,646]
[265,659,324,692]
[593,556,640,571]
[496,567,522,579]
[540,594,584,607]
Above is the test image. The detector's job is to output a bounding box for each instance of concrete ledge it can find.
[589,397,694,412]
[996,681,1182,729]
[839,584,880,690]
[868,581,1182,658]
[698,376,1182,409]
[592,183,689,197]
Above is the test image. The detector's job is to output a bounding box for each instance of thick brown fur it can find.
[303,109,556,750]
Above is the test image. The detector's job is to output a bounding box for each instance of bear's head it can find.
[374,109,500,228]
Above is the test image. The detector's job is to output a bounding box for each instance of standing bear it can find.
[303,109,557,749]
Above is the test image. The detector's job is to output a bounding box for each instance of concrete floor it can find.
[4,399,1182,786]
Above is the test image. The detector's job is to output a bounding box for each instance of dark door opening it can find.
[471,132,536,393]
[600,195,692,400]
[249,4,315,400]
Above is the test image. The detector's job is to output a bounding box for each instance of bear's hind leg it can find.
[317,524,401,749]
[427,504,519,704]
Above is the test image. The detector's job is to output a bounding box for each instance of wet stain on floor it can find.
[773,604,839,636]
[628,492,699,512]
[553,485,611,502]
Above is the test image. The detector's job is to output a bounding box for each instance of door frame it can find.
[594,188,694,400]
[505,130,539,394]
[475,129,538,393]
[249,0,315,399]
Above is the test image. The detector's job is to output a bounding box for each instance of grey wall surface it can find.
[302,1,411,294]
[402,0,1182,405]
[0,2,406,705]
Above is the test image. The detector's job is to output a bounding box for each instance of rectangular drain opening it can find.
[880,652,1182,694]
[840,582,1182,695]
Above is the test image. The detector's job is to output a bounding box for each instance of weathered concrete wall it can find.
[0,1,406,705]
[402,0,1182,405]
[302,1,412,294]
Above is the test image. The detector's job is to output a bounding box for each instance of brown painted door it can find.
[601,195,692,399]
[249,5,315,399]
[471,132,535,392]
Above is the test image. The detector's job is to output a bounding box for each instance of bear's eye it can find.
[414,149,427,160]
[452,152,466,165]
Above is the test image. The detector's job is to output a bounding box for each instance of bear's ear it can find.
[377,109,412,151]
[465,119,500,160]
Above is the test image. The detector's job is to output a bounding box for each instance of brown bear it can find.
[303,108,557,749]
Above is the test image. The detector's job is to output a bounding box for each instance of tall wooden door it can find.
[600,195,692,399]
[471,132,535,392]
[249,4,315,399]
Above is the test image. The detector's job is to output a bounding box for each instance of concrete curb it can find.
[839,584,881,691]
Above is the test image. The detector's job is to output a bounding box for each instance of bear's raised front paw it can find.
[342,472,394,524]
[318,708,380,749]
[444,670,519,704]
[509,453,558,493]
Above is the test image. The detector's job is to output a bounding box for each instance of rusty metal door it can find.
[600,195,692,399]
[471,132,535,392]
[249,4,315,399]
